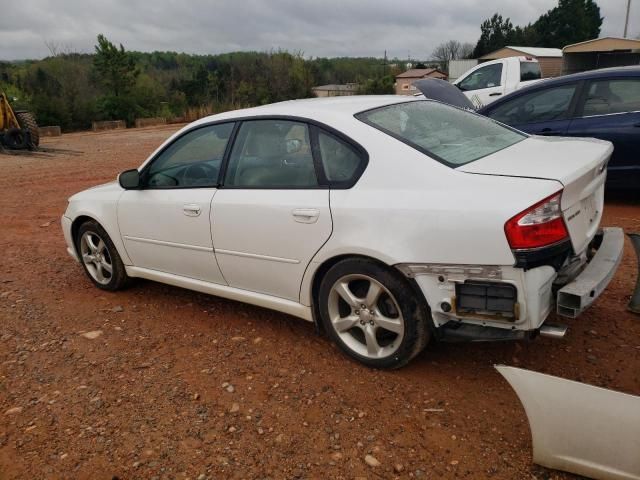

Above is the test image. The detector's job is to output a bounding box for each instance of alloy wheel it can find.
[79,231,113,285]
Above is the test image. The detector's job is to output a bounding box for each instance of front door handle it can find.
[292,208,320,224]
[489,92,502,97]
[183,204,201,217]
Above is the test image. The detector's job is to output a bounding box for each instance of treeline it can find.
[472,0,602,57]
[0,36,399,132]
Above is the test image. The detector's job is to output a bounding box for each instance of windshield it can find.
[356,101,525,167]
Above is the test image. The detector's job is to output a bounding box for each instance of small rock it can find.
[225,384,235,393]
[394,463,404,473]
[257,427,264,435]
[193,393,200,400]
[331,452,343,461]
[112,306,124,313]
[253,337,263,344]
[364,454,381,467]
[197,474,206,480]
[228,426,237,433]
[450,460,459,466]
[230,402,240,413]
[60,453,68,460]
[81,330,103,340]
[358,411,365,418]
[40,221,51,228]
[5,407,22,415]
[275,433,284,443]
[231,336,245,342]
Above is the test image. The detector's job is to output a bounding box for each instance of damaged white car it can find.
[62,96,623,368]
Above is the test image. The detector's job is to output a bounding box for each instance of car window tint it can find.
[458,64,503,91]
[146,123,233,188]
[487,84,577,125]
[225,120,317,188]
[317,131,362,184]
[520,62,541,81]
[357,100,524,167]
[582,78,640,116]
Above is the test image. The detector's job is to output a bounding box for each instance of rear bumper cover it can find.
[556,227,624,318]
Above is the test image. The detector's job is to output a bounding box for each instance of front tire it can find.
[318,258,430,369]
[76,221,130,291]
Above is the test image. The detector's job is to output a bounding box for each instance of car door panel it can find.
[567,112,640,187]
[118,189,227,284]
[116,123,234,283]
[211,189,331,301]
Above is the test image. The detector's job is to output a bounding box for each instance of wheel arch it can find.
[306,253,431,335]
[69,213,132,265]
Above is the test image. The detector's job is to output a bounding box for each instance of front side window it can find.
[581,78,640,117]
[145,123,233,188]
[224,120,317,188]
[458,64,503,91]
[356,100,525,167]
[487,84,577,125]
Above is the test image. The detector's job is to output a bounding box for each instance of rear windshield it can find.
[520,61,542,81]
[356,101,525,167]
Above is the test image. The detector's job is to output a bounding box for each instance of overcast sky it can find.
[0,0,636,60]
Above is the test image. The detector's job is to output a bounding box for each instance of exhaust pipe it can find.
[630,233,640,314]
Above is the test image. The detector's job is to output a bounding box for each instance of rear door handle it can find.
[183,204,201,217]
[292,208,320,224]
[489,92,502,97]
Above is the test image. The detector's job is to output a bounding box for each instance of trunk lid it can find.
[459,135,613,254]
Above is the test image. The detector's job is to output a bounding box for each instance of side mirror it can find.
[118,169,141,189]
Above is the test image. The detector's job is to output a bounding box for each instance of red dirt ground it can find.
[1,126,639,480]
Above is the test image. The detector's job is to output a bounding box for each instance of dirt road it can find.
[1,126,639,479]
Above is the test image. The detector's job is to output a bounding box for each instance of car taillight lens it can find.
[504,192,569,250]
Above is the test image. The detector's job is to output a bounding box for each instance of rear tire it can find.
[76,220,131,291]
[16,112,39,149]
[318,258,430,369]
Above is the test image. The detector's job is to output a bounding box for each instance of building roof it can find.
[312,83,358,91]
[396,68,446,79]
[563,36,640,53]
[480,46,563,59]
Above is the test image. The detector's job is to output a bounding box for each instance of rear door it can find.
[211,119,332,302]
[567,76,640,188]
[484,82,581,135]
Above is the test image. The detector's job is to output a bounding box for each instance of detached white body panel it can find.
[497,366,640,480]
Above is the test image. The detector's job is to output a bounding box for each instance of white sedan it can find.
[62,96,623,368]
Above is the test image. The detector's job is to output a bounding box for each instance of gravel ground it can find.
[1,125,639,480]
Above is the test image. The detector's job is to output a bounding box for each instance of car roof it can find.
[480,65,640,112]
[190,95,418,127]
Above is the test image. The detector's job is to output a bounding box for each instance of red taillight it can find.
[504,192,569,250]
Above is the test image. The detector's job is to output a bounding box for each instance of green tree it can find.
[93,34,139,97]
[532,0,602,47]
[473,14,517,57]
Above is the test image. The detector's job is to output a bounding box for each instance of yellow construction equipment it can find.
[0,91,39,150]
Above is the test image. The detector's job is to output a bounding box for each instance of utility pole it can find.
[624,0,631,38]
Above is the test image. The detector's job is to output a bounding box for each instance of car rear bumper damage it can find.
[556,227,624,318]
[396,227,623,342]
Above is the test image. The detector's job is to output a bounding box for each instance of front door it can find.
[457,63,505,108]
[211,119,332,301]
[118,123,234,283]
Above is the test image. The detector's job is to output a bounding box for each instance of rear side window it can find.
[581,78,640,117]
[317,131,363,185]
[356,100,525,167]
[487,84,577,125]
[520,62,541,81]
[458,63,503,91]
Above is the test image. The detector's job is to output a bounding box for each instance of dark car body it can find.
[478,66,640,189]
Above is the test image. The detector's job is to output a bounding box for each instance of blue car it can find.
[478,66,640,189]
